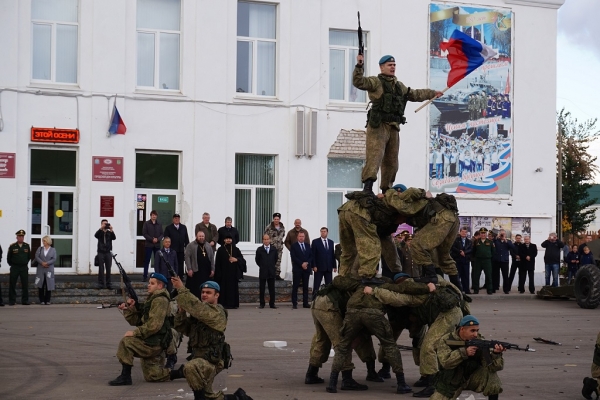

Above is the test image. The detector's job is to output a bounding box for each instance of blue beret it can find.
[392,184,407,192]
[459,315,480,327]
[201,281,220,292]
[149,272,168,285]
[379,55,395,65]
[393,272,410,281]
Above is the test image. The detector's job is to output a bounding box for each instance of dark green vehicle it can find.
[537,239,600,309]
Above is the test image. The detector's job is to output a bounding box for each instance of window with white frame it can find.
[31,0,78,83]
[327,158,364,242]
[235,154,276,243]
[329,30,367,103]
[236,1,277,96]
[136,0,181,90]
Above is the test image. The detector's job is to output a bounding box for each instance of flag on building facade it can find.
[440,29,497,88]
[108,103,126,135]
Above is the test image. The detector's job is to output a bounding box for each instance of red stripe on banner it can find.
[441,38,469,87]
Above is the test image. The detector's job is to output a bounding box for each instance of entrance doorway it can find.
[29,149,77,272]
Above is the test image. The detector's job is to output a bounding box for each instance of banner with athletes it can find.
[428,3,513,195]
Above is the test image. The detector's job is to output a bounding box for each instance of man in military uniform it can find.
[380,186,463,290]
[109,272,172,385]
[582,331,600,399]
[306,283,379,388]
[429,315,504,400]
[0,243,4,306]
[327,275,434,394]
[264,213,285,280]
[337,194,402,282]
[170,278,252,400]
[472,228,495,294]
[7,229,31,305]
[353,54,442,193]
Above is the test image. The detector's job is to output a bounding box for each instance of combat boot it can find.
[582,377,599,400]
[488,395,499,400]
[193,390,207,400]
[412,375,434,397]
[165,353,177,370]
[362,179,375,193]
[414,265,438,284]
[413,375,428,387]
[365,361,384,382]
[396,372,412,394]
[448,274,463,292]
[326,371,339,393]
[170,365,184,380]
[340,370,368,390]
[305,364,324,384]
[377,362,391,379]
[224,387,254,400]
[108,363,132,386]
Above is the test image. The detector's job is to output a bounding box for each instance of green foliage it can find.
[558,108,600,234]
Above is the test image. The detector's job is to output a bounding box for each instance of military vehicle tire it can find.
[574,264,600,309]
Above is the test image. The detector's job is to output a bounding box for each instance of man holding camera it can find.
[95,219,116,289]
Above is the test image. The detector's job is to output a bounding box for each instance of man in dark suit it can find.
[154,237,178,292]
[217,216,240,247]
[311,227,336,299]
[518,235,537,294]
[290,232,313,309]
[163,213,190,279]
[450,227,473,294]
[255,234,278,309]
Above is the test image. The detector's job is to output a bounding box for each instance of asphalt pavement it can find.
[0,293,597,400]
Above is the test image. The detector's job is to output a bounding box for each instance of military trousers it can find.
[184,356,224,398]
[419,307,463,376]
[411,210,459,276]
[377,311,406,367]
[116,336,170,382]
[273,244,283,277]
[9,265,29,303]
[332,308,403,373]
[472,258,493,293]
[361,123,400,190]
[430,365,503,399]
[592,332,600,386]
[338,210,380,279]
[380,235,402,276]
[309,307,376,369]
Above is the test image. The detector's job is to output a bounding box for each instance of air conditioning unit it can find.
[296,109,305,157]
[307,110,317,158]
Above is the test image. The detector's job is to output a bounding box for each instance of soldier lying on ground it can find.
[326,274,435,394]
[109,272,173,386]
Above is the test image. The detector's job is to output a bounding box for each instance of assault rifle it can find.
[157,250,178,278]
[357,12,364,56]
[446,339,535,365]
[112,252,139,307]
[533,337,562,346]
[396,344,414,351]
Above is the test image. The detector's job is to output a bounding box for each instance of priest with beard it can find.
[214,233,246,309]
[184,231,214,299]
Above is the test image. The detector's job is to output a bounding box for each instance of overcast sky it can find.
[557,0,600,179]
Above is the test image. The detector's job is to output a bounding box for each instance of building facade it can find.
[0,0,564,279]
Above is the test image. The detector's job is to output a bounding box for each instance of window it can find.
[136,0,181,90]
[135,153,179,189]
[327,158,363,242]
[31,0,78,83]
[236,1,276,96]
[30,149,77,186]
[235,154,275,243]
[329,30,367,103]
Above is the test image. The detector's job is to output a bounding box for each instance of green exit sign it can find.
[157,196,169,203]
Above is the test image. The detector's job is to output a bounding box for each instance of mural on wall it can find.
[428,3,513,195]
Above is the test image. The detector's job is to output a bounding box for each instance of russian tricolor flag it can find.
[440,29,498,88]
[108,103,126,135]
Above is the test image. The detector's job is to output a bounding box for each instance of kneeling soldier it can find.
[109,272,172,385]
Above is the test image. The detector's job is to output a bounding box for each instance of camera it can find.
[105,222,111,229]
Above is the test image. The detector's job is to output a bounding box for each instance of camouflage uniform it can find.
[337,199,401,279]
[430,332,503,399]
[117,288,172,382]
[374,277,464,376]
[309,286,376,370]
[383,188,459,276]
[331,276,430,374]
[472,238,495,293]
[174,287,228,399]
[264,222,286,277]
[352,64,437,191]
[592,332,600,385]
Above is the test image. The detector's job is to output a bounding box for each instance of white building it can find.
[0,0,564,279]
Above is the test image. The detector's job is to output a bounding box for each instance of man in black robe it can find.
[214,233,246,309]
